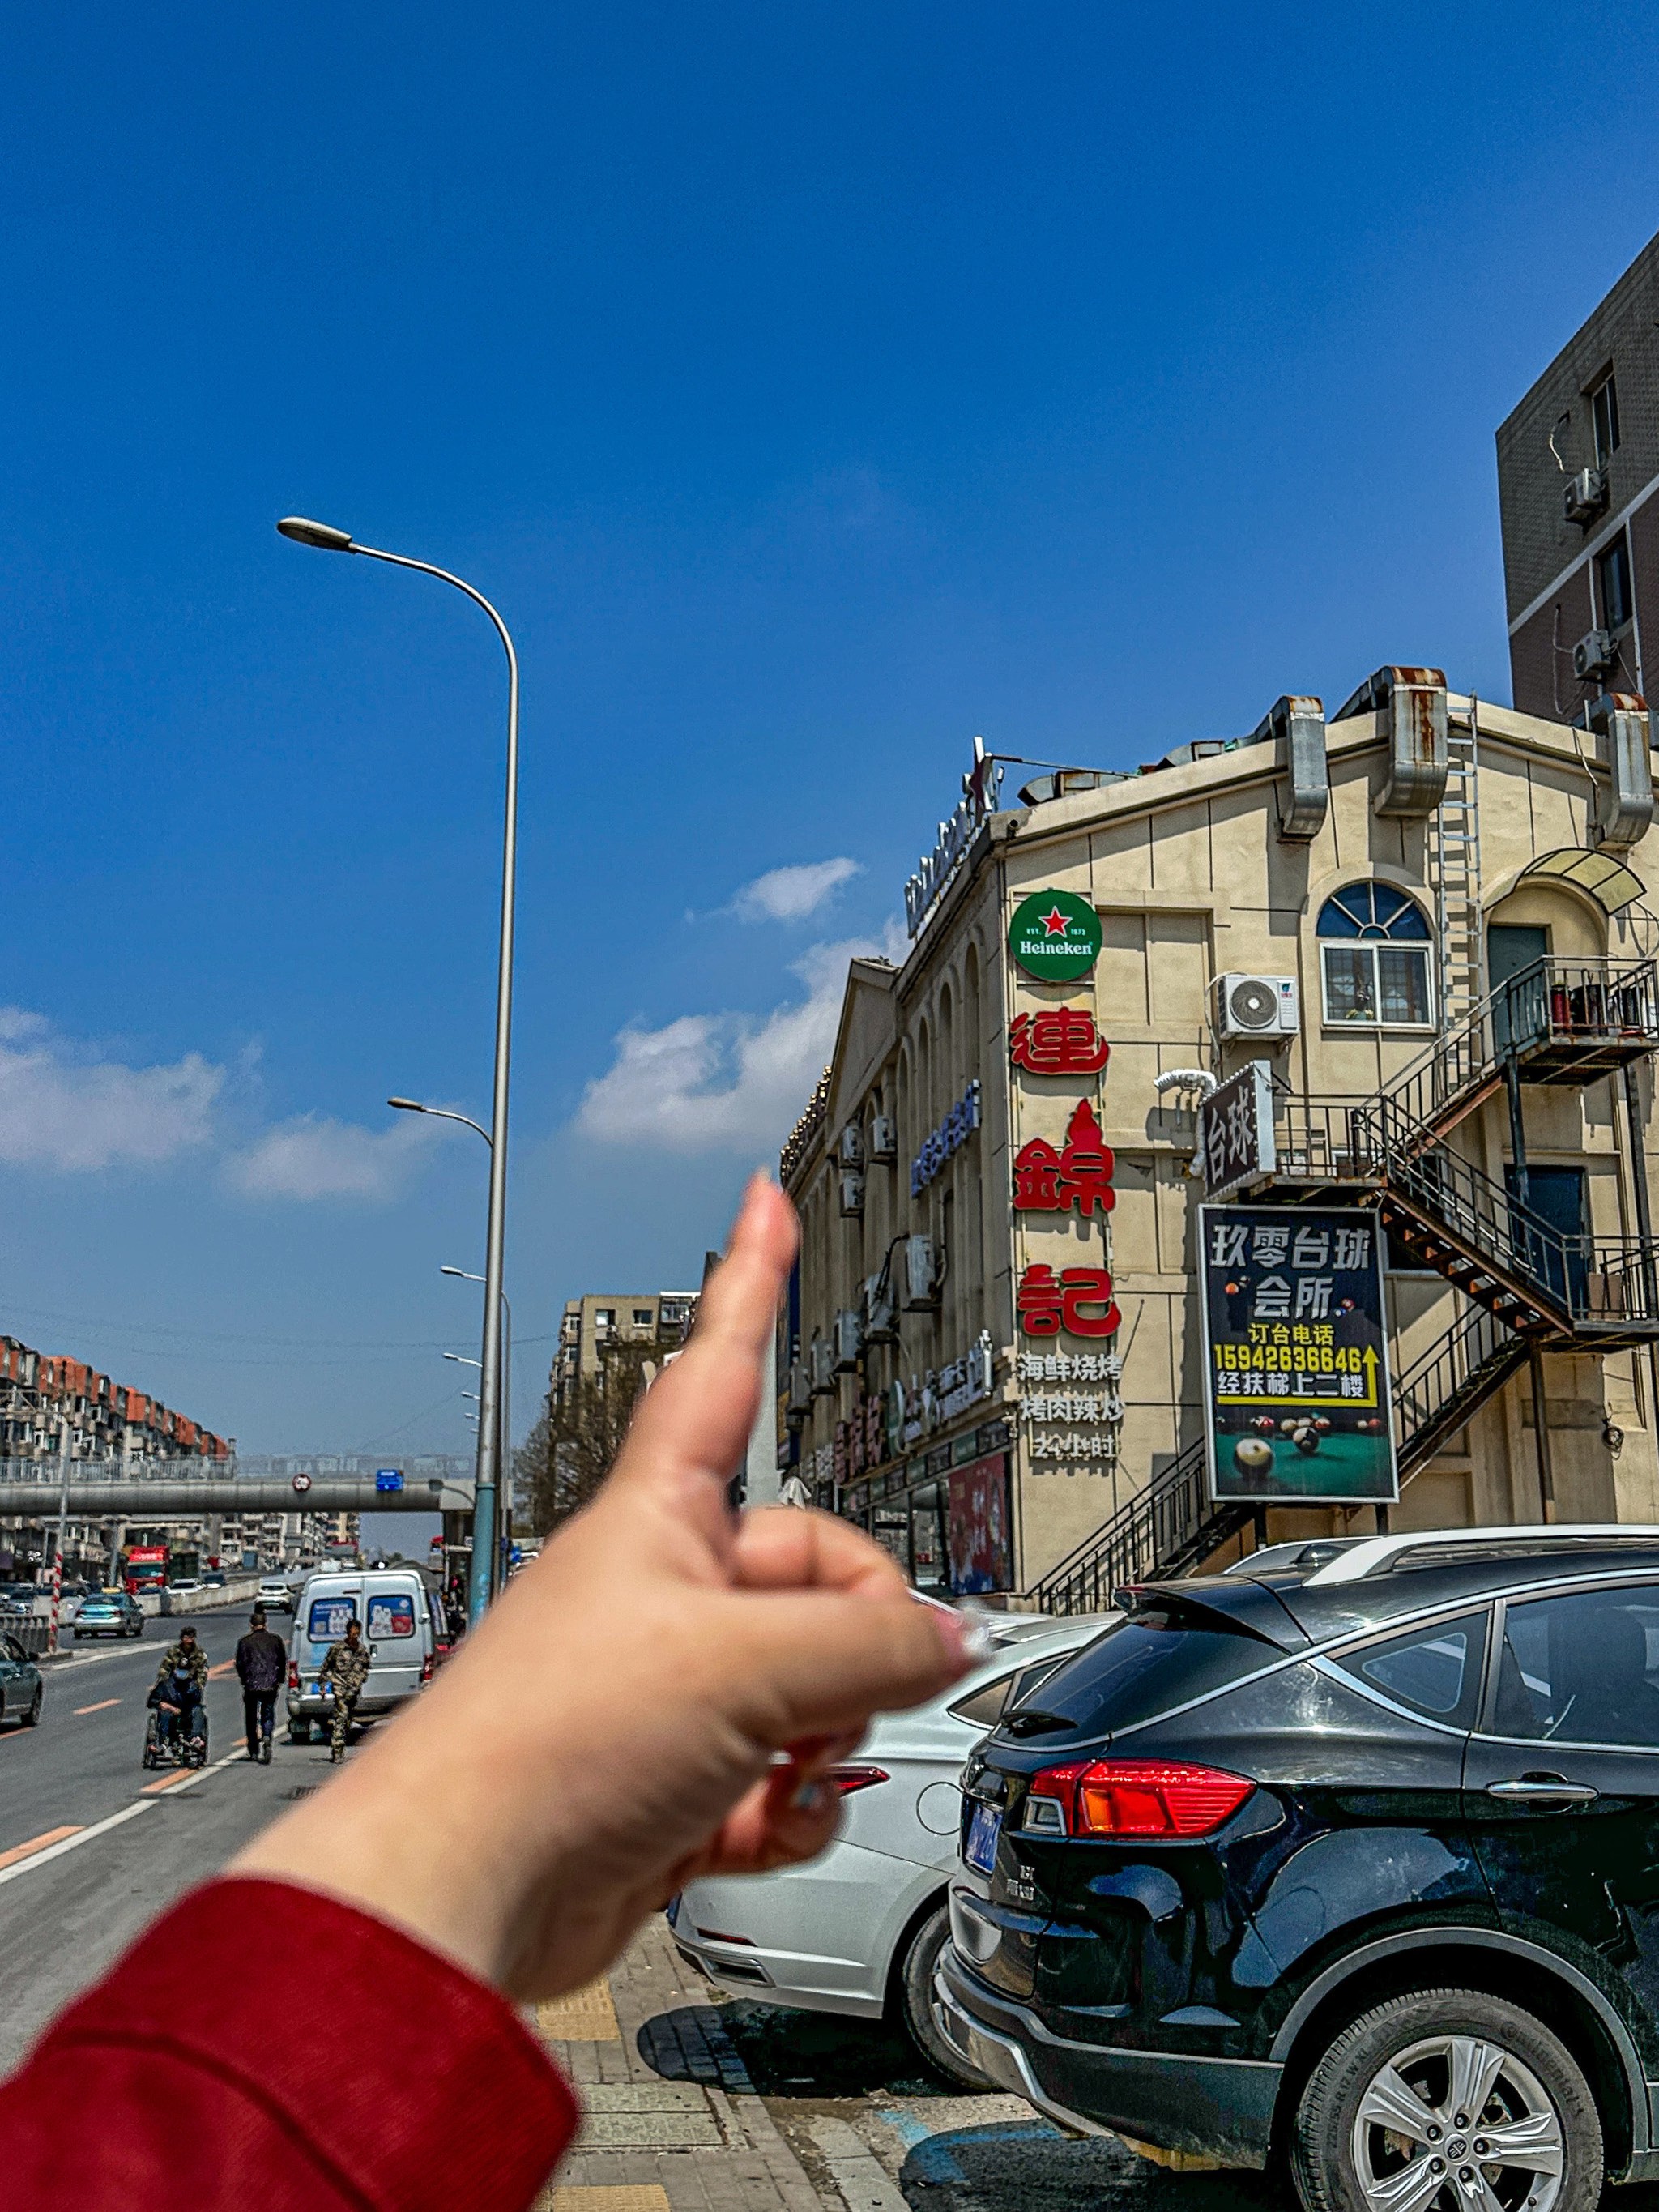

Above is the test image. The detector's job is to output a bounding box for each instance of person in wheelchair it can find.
[150,1627,208,1759]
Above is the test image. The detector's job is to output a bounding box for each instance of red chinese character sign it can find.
[1017,1264,1121,1338]
[1013,1098,1115,1216]
[1009,1007,1110,1076]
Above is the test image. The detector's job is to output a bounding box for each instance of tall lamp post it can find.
[441,1266,512,1576]
[280,515,519,1631]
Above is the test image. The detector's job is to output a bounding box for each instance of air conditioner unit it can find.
[1574,629,1619,681]
[1215,973,1299,1043]
[839,1170,865,1217]
[786,1361,812,1419]
[863,1272,898,1344]
[1564,467,1609,527]
[868,1115,898,1164]
[833,1309,864,1370]
[808,1335,836,1395]
[902,1234,941,1312]
[838,1123,864,1168]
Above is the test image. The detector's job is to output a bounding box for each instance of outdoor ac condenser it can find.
[1214,973,1299,1043]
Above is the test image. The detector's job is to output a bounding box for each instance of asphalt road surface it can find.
[0,1603,348,2070]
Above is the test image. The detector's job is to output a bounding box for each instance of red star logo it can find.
[1038,904,1070,937]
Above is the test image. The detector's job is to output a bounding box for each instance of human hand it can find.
[233,1176,974,1999]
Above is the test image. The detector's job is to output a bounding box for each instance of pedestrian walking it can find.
[234,1604,286,1763]
[321,1616,371,1761]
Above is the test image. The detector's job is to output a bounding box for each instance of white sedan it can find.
[669,1612,1107,2084]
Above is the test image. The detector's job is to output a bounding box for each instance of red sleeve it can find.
[0,1875,579,2212]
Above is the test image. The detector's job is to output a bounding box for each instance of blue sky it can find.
[2,2,1658,1457]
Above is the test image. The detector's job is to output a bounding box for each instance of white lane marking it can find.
[145,1746,251,1796]
[0,1801,156,1886]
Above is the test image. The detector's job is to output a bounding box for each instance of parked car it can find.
[937,1522,1659,2212]
[285,1567,437,1743]
[73,1588,144,1639]
[672,1612,1111,2082]
[0,1633,42,1727]
[257,1574,295,1614]
[165,1578,203,1598]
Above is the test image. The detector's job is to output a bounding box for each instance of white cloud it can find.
[0,1007,223,1170]
[224,1111,448,1202]
[731,857,861,924]
[578,925,903,1154]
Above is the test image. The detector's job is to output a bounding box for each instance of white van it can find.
[284,1567,441,1744]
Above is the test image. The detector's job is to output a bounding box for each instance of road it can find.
[0,1603,338,2069]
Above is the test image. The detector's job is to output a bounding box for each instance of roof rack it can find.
[1303,1522,1659,1586]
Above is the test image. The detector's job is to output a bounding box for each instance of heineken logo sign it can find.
[1008,889,1102,980]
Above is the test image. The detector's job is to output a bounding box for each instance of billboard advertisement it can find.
[1198,1204,1397,1506]
[947,1453,1013,1594]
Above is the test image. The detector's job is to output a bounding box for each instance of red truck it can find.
[122,1544,168,1596]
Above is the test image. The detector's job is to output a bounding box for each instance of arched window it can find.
[1316,883,1433,1027]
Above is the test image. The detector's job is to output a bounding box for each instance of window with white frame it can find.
[1317,883,1434,1027]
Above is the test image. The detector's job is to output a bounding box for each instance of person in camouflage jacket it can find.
[321,1619,371,1761]
[152,1628,208,1753]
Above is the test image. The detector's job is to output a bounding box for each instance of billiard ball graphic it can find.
[1233,1436,1274,1478]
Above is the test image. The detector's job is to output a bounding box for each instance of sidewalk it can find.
[534,1915,828,2212]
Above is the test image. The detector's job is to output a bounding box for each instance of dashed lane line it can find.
[0,1803,155,1886]
[0,1826,80,1872]
[73,1699,122,1716]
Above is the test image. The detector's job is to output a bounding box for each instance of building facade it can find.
[551,1291,700,1407]
[0,1334,231,1465]
[1499,231,1659,722]
[781,671,1659,1601]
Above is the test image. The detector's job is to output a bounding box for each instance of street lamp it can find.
[282,518,520,1633]
[441,1264,513,1583]
[388,1097,493,1147]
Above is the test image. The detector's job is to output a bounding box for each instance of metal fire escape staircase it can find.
[1030,952,1659,1615]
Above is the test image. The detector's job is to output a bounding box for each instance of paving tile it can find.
[582,2084,716,2113]
[539,1976,622,2042]
[548,2189,672,2212]
[579,2114,725,2150]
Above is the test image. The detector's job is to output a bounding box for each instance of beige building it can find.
[552,1291,700,1405]
[779,669,1659,1604]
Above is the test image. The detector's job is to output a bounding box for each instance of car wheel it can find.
[1292,1987,1600,2212]
[22,1686,41,1727]
[288,1720,307,1745]
[894,1903,992,2090]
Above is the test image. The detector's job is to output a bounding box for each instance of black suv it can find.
[935,1527,1659,2212]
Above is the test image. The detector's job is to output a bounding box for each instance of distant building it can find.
[551,1291,699,1407]
[1498,233,1659,720]
[0,1334,230,1465]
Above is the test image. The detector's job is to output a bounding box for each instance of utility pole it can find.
[47,1463,70,1657]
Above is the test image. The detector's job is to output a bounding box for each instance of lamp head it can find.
[278,516,355,553]
[387,1097,426,1113]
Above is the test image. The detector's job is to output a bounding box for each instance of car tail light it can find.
[1028,1759,1254,1838]
[287,1661,300,1690]
[825,1764,889,1796]
[420,1654,434,1683]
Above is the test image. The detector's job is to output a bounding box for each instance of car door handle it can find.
[1484,1776,1600,1804]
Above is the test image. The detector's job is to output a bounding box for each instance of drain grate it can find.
[284,1786,321,1800]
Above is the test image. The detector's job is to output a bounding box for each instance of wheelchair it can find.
[143,1689,208,1770]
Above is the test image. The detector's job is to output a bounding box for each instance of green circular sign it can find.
[1008,888,1102,980]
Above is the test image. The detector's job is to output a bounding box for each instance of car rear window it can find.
[995,1614,1273,1743]
[949,1651,1075,1728]
[307,1597,357,1642]
[367,1595,416,1639]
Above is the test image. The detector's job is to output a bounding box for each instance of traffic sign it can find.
[375,1469,404,1493]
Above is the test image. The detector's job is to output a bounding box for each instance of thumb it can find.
[610,1176,797,1511]
[719,1586,972,1746]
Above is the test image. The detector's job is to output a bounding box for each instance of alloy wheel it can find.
[1352,2033,1564,2212]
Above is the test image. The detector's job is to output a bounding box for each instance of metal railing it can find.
[1027,1441,1244,1615]
[1358,956,1659,1157]
[1392,1304,1528,1472]
[1370,1099,1659,1330]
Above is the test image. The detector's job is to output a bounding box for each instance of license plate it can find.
[965,1801,1002,1877]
